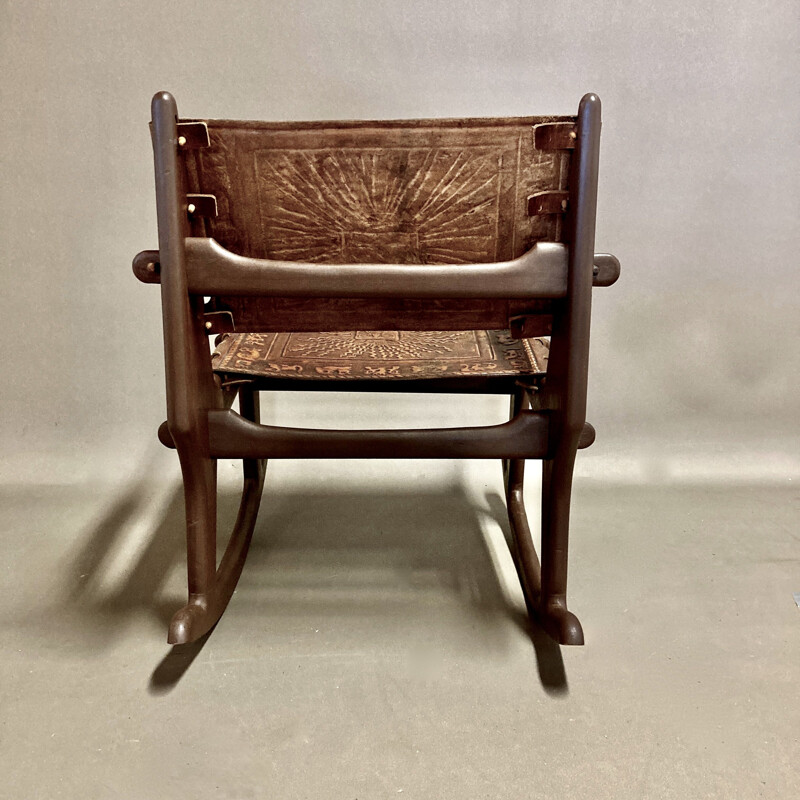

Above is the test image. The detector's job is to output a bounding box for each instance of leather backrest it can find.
[183,115,574,263]
[179,115,574,333]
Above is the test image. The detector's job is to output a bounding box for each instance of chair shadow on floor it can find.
[66,476,186,634]
[483,489,568,693]
[66,470,567,695]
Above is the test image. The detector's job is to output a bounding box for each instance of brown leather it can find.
[185,116,573,264]
[212,330,549,381]
[183,116,573,334]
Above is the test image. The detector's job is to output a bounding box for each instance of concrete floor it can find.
[1,458,798,799]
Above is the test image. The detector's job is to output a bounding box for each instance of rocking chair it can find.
[133,91,619,646]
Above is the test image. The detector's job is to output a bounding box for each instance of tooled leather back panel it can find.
[183,116,574,265]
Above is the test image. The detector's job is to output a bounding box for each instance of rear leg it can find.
[168,386,266,644]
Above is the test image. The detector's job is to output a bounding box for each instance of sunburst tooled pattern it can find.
[281,331,473,361]
[253,148,503,265]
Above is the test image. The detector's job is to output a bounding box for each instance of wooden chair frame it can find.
[134,91,619,646]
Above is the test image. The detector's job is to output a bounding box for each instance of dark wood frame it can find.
[135,91,618,646]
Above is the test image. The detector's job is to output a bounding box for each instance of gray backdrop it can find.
[2,0,798,484]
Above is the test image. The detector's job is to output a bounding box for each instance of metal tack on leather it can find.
[202,310,235,334]
[527,191,569,216]
[186,194,218,218]
[532,121,577,150]
[176,121,210,148]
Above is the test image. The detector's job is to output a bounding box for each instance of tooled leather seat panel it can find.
[212,330,548,381]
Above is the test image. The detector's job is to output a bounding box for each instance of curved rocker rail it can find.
[500,389,585,645]
[169,457,266,644]
[168,389,267,645]
[164,404,593,646]
[506,458,584,645]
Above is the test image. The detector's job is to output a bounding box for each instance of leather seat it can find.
[212,330,549,382]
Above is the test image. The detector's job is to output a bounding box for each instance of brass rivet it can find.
[205,321,213,330]
[187,203,196,214]
[178,135,187,146]
[561,199,568,211]
[569,130,577,139]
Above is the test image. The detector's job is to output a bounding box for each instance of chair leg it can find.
[168,387,266,644]
[239,386,268,486]
[502,386,528,495]
[504,386,584,645]
[538,445,584,645]
[506,457,541,608]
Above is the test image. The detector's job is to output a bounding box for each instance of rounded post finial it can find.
[579,93,601,119]
[151,91,178,120]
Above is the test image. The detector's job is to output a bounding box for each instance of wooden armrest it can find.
[133,245,620,296]
[184,238,568,299]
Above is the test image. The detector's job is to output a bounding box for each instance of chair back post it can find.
[150,91,215,448]
[544,93,602,444]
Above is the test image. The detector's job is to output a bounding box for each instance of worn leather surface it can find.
[181,116,574,333]
[182,116,572,333]
[185,116,574,263]
[212,330,549,381]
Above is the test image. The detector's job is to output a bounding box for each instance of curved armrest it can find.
[134,241,620,293]
[184,237,568,300]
